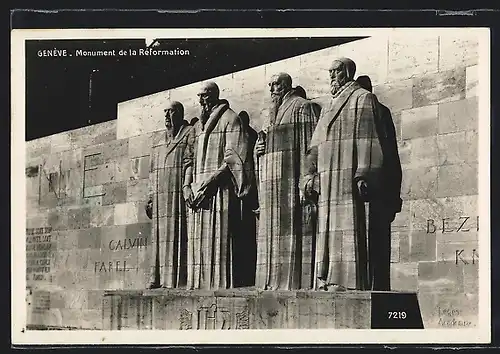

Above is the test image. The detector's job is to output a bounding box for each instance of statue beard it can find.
[165,127,174,141]
[165,118,174,140]
[269,92,284,122]
[200,101,216,124]
[330,77,348,96]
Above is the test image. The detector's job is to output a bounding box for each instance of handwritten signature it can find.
[437,307,473,327]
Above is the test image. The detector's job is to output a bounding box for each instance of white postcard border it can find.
[11,27,491,345]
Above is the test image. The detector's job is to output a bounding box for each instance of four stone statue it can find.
[146,57,402,292]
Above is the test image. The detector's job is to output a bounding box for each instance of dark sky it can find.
[25,37,363,140]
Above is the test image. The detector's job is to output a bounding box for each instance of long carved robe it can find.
[256,90,319,290]
[148,122,195,288]
[187,100,255,290]
[307,81,391,290]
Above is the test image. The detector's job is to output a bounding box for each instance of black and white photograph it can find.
[11,27,491,344]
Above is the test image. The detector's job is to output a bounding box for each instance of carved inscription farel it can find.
[94,261,130,273]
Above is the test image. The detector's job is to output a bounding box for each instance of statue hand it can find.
[299,188,305,205]
[145,198,153,219]
[357,179,370,202]
[301,178,315,205]
[305,178,314,196]
[255,139,266,157]
[199,177,212,191]
[192,188,209,210]
[182,185,194,207]
[200,174,221,197]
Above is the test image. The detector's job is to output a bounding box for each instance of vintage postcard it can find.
[11,27,491,345]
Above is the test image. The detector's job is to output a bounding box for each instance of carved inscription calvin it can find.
[178,303,250,330]
[108,237,147,251]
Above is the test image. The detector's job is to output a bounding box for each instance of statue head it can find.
[268,73,292,121]
[356,75,373,93]
[269,72,292,99]
[329,57,356,95]
[198,81,220,122]
[164,101,184,132]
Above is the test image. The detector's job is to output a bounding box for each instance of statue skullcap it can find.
[198,81,220,98]
[334,57,357,80]
[165,100,184,116]
[270,72,292,87]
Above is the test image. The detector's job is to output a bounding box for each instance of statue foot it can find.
[148,282,162,289]
[316,278,328,291]
[326,284,347,292]
[315,278,347,292]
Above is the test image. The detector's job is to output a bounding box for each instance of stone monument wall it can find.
[25,32,480,329]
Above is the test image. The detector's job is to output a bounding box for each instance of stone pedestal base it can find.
[102,288,424,330]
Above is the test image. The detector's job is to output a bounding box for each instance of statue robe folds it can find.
[188,100,255,290]
[149,122,195,288]
[240,124,259,286]
[256,90,319,290]
[307,81,394,290]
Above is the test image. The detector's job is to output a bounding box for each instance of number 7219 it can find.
[388,311,407,319]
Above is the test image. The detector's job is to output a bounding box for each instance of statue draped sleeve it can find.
[222,114,253,199]
[182,127,195,187]
[353,92,384,199]
[147,145,158,201]
[302,101,322,197]
[302,145,320,196]
[375,100,403,214]
[297,101,320,169]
